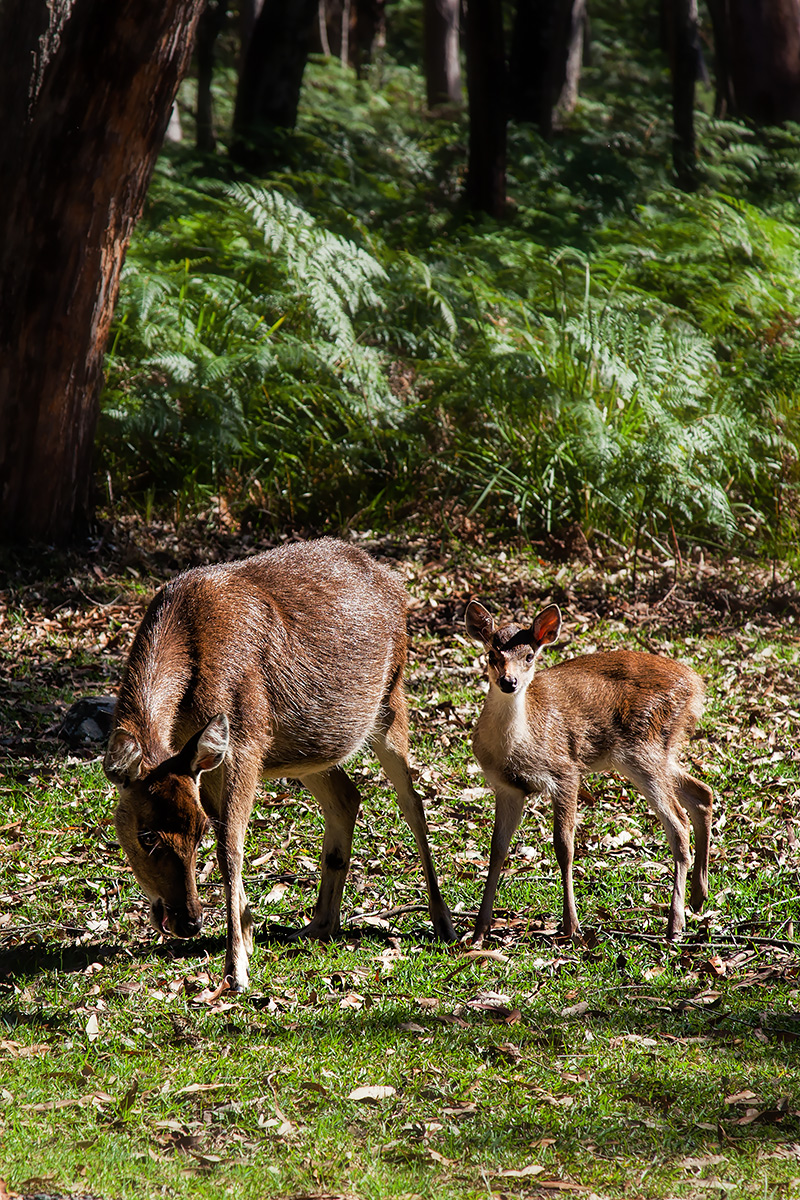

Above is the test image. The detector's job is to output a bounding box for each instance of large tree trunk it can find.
[232,0,319,169]
[707,0,800,122]
[0,0,204,545]
[464,0,507,217]
[509,0,586,136]
[424,0,462,108]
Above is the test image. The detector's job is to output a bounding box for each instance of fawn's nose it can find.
[498,675,517,694]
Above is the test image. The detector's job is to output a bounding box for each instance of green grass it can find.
[1,544,800,1198]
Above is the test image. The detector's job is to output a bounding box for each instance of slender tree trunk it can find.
[424,0,462,108]
[509,0,586,136]
[666,0,701,189]
[352,0,387,77]
[196,0,227,153]
[232,0,319,169]
[707,0,800,122]
[464,0,507,217]
[0,0,205,544]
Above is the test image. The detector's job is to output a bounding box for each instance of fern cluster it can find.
[100,28,800,561]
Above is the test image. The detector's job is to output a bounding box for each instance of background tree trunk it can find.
[232,0,319,169]
[666,0,701,189]
[707,0,800,122]
[0,0,205,544]
[195,0,228,152]
[464,0,507,217]
[424,0,462,108]
[509,0,586,136]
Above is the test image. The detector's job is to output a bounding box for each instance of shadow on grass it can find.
[0,915,439,987]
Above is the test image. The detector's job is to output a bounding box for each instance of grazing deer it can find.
[465,600,712,945]
[104,538,455,991]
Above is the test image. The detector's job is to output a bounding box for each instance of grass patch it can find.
[1,535,799,1198]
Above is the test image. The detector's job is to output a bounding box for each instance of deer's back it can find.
[114,539,407,771]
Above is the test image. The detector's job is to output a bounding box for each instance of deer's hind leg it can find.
[372,679,455,942]
[302,767,362,940]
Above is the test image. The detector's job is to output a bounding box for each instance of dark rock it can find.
[58,696,116,748]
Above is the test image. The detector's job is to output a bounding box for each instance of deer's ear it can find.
[466,600,495,645]
[104,729,143,785]
[531,604,562,648]
[188,713,229,776]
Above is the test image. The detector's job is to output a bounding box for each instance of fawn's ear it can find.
[466,600,495,645]
[531,604,562,648]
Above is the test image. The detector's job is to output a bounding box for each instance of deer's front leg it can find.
[473,783,527,946]
[214,757,258,991]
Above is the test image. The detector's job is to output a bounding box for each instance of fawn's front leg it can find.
[473,783,527,946]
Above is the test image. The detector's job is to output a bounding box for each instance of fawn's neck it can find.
[480,678,532,750]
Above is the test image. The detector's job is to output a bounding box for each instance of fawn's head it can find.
[104,715,229,939]
[466,601,562,695]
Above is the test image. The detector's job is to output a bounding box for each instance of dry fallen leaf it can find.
[85,1013,99,1042]
[347,1085,396,1103]
[496,1163,545,1179]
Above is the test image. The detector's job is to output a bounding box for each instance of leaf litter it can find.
[1,520,800,1197]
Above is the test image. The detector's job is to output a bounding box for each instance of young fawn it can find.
[465,600,712,945]
[104,538,455,991]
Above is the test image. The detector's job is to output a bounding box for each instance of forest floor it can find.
[1,516,799,1200]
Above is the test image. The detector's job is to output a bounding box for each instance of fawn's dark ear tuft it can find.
[465,600,495,646]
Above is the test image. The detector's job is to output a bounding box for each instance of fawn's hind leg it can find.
[552,778,581,937]
[675,771,713,911]
[626,766,692,939]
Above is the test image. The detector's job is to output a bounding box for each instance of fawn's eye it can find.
[525,653,535,664]
[138,830,161,853]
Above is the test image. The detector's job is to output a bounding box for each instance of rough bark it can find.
[232,0,319,168]
[0,0,205,544]
[509,0,586,136]
[464,0,507,217]
[424,0,462,108]
[707,0,800,123]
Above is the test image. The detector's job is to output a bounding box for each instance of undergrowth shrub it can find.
[99,45,800,561]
